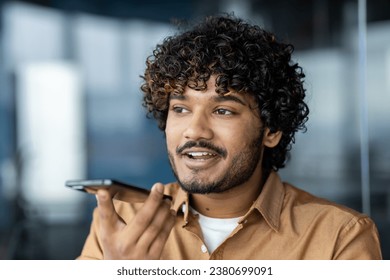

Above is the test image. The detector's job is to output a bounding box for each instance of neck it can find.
[190,168,268,218]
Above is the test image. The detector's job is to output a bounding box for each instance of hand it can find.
[96,183,176,259]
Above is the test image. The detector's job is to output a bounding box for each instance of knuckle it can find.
[147,223,160,235]
[133,211,151,227]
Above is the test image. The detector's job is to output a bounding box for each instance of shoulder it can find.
[280,182,381,259]
[282,182,376,231]
[284,183,363,215]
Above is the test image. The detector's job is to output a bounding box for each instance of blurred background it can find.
[0,0,389,260]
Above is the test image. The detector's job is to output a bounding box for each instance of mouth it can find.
[178,148,222,170]
[184,151,218,160]
[175,141,227,170]
[176,140,227,159]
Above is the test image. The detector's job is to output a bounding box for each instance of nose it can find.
[182,111,214,141]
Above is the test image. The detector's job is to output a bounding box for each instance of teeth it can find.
[187,152,215,157]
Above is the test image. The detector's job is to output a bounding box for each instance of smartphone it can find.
[65,179,170,203]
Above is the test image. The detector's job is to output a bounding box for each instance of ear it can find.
[262,128,282,148]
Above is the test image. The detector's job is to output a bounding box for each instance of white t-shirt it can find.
[189,206,242,253]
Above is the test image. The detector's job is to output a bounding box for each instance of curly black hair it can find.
[141,14,309,171]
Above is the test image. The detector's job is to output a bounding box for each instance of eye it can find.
[214,108,234,115]
[172,106,190,114]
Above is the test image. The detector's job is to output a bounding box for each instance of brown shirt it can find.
[78,171,382,260]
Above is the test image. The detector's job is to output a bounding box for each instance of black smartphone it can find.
[65,179,168,203]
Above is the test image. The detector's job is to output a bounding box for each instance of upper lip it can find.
[176,141,227,158]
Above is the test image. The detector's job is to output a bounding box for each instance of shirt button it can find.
[201,244,208,253]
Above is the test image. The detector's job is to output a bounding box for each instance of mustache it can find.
[176,140,227,158]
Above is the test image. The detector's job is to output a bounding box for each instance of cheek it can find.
[228,118,257,137]
[165,122,180,150]
[165,129,174,149]
[228,125,262,150]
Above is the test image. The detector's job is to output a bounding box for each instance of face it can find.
[165,78,265,194]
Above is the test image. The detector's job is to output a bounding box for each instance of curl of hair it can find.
[140,14,309,171]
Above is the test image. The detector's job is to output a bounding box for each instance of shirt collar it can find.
[169,171,285,231]
[170,185,190,226]
[245,171,284,232]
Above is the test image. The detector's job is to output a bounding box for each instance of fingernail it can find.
[154,183,164,194]
[97,190,109,201]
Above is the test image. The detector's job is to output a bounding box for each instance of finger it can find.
[127,183,168,237]
[146,209,176,259]
[96,188,123,233]
[135,198,174,249]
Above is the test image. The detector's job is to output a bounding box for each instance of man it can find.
[78,15,382,259]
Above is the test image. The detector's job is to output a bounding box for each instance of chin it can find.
[177,176,230,194]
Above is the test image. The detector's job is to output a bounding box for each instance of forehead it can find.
[170,79,258,107]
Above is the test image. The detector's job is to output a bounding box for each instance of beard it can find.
[167,130,264,194]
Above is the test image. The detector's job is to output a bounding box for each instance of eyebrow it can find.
[213,94,247,106]
[169,93,247,106]
[169,94,186,101]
